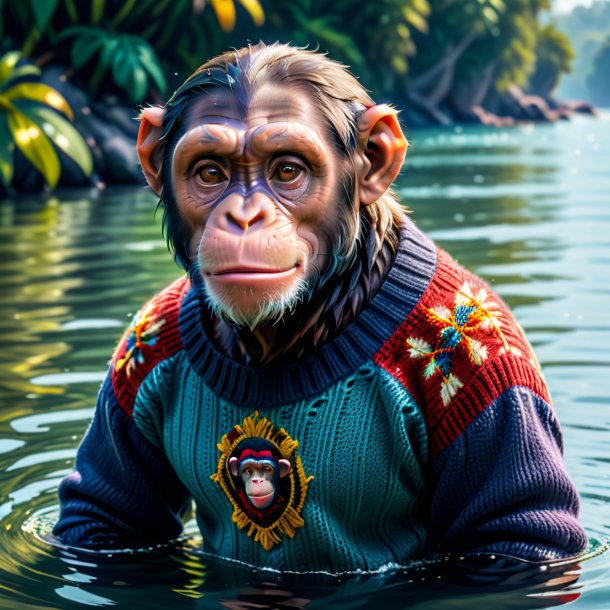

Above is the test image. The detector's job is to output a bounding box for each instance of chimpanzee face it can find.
[169,81,345,328]
[228,442,291,510]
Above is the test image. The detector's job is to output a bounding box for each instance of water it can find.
[1,113,609,608]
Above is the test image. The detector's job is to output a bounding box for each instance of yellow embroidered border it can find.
[211,411,313,551]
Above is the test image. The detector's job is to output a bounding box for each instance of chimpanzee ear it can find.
[229,457,239,477]
[137,106,166,196]
[357,104,408,206]
[278,459,291,478]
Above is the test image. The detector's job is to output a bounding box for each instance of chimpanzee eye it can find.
[277,164,299,181]
[263,465,273,475]
[196,164,226,185]
[272,161,304,184]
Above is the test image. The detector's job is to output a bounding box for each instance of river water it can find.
[0,114,609,609]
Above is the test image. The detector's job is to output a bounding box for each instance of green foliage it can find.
[405,0,508,88]
[59,27,167,103]
[0,0,583,152]
[0,0,266,104]
[0,51,92,188]
[265,0,431,92]
[528,24,574,96]
[587,37,610,105]
[29,0,60,32]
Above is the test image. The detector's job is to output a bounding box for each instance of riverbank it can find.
[2,66,598,195]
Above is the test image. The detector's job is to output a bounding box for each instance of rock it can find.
[559,99,598,116]
[41,65,145,187]
[482,85,557,123]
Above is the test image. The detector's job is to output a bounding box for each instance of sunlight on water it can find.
[1,115,609,608]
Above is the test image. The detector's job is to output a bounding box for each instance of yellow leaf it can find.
[18,104,93,177]
[8,109,60,188]
[0,51,21,86]
[412,0,431,16]
[397,24,410,40]
[402,7,428,33]
[211,0,237,32]
[5,84,73,119]
[0,115,14,186]
[391,55,408,74]
[483,6,499,24]
[238,0,264,26]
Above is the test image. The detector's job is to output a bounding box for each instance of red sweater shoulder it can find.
[111,275,191,417]
[374,248,550,458]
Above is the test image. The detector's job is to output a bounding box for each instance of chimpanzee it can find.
[53,43,587,572]
[228,438,291,510]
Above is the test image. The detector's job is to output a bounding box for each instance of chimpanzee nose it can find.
[227,208,267,230]
[224,191,275,232]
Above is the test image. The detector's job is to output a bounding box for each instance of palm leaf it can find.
[100,38,120,71]
[0,52,37,88]
[129,66,148,103]
[211,0,236,32]
[5,83,73,119]
[0,115,14,187]
[70,31,105,69]
[135,43,167,93]
[7,108,60,188]
[112,41,131,89]
[13,101,93,177]
[56,25,99,40]
[0,59,41,91]
[237,0,264,26]
[29,0,60,33]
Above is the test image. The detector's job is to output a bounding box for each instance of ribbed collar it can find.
[178,217,437,406]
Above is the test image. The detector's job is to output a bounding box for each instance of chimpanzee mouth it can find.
[206,266,300,284]
[248,490,275,509]
[249,490,274,500]
[210,265,298,276]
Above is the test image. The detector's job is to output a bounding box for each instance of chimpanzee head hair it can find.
[156,42,404,285]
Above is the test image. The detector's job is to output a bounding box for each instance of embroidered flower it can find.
[407,281,509,406]
[115,304,165,376]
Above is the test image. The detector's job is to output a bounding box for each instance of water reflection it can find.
[1,116,609,608]
[6,518,604,610]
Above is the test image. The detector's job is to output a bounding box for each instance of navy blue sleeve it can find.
[429,386,588,560]
[53,372,191,549]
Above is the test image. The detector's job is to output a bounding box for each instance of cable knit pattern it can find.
[54,215,587,571]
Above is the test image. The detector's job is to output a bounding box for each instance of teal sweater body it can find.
[53,217,587,571]
[134,353,429,571]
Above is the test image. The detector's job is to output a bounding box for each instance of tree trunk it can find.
[402,88,454,126]
[408,30,479,95]
[449,59,499,118]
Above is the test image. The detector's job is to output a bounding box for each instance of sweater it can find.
[53,217,587,573]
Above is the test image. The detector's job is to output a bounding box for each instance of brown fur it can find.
[164,43,407,363]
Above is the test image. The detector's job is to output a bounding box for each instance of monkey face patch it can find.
[211,412,313,551]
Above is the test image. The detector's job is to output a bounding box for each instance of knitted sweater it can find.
[53,218,587,572]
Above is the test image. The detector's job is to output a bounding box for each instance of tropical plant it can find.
[264,0,431,92]
[202,0,264,32]
[0,51,92,189]
[59,27,167,103]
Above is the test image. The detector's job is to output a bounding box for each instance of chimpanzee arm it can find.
[428,384,587,560]
[53,371,191,550]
